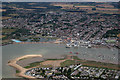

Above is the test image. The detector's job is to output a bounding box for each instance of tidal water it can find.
[2,43,118,78]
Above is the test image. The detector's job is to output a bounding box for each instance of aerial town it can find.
[1,2,120,49]
[1,2,120,80]
[25,64,120,79]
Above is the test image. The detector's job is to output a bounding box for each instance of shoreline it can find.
[7,54,120,79]
[2,41,118,50]
[1,40,63,46]
[13,41,54,44]
[7,55,42,78]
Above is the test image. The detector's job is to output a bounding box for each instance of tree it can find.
[63,69,67,75]
[92,8,96,10]
[67,68,72,75]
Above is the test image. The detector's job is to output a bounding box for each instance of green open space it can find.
[22,56,119,70]
[24,61,43,69]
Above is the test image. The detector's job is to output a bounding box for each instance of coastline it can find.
[2,41,118,49]
[1,40,63,46]
[5,42,119,78]
[7,55,42,78]
[13,41,54,44]
[7,54,120,79]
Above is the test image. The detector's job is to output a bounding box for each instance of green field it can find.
[24,61,43,69]
[60,60,76,67]
[2,28,17,33]
[23,56,120,70]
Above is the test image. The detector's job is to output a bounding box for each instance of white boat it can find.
[88,44,92,48]
[66,41,80,48]
[66,43,72,48]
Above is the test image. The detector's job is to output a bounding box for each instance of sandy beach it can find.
[8,55,42,78]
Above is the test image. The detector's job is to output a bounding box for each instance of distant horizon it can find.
[1,0,120,2]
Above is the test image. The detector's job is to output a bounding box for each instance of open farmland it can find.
[32,7,47,9]
[96,8,118,11]
[2,17,11,20]
[75,5,95,8]
[0,9,6,12]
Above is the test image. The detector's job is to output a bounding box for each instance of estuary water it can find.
[2,43,118,78]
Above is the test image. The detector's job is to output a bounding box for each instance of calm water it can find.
[2,43,118,78]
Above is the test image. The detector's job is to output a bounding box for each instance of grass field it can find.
[22,55,120,70]
[41,59,65,67]
[52,4,74,7]
[2,28,17,44]
[32,7,47,9]
[75,5,95,8]
[16,70,20,73]
[96,8,118,11]
[52,3,74,9]
[72,56,120,70]
[79,60,119,70]
[96,4,115,8]
[2,28,17,33]
[39,64,53,68]
[24,61,42,69]
[9,14,19,16]
[0,9,6,12]
[60,60,76,67]
[87,10,118,14]
[24,61,54,69]
[28,3,37,5]
[2,17,11,20]
[0,35,6,39]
